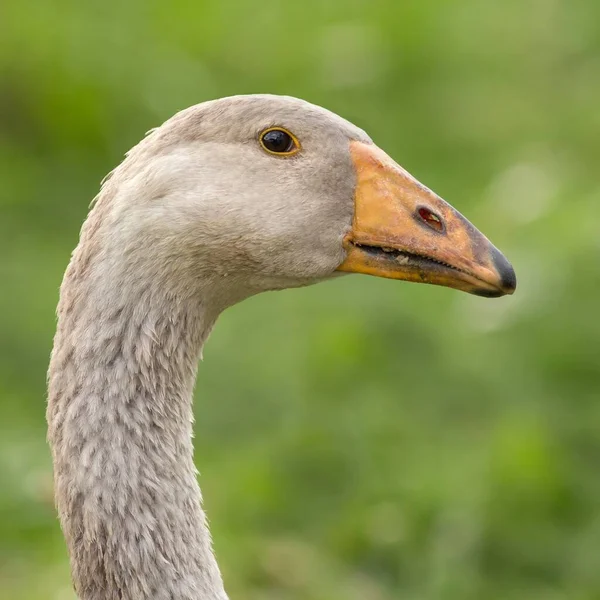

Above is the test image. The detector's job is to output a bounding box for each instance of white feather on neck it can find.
[47,197,229,599]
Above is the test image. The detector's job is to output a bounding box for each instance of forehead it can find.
[158,94,372,146]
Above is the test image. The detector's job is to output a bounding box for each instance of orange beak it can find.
[336,142,516,297]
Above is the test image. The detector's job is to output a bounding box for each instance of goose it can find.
[47,94,516,600]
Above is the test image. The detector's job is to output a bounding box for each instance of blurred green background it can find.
[1,1,599,598]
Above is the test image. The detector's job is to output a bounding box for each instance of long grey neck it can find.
[47,250,228,600]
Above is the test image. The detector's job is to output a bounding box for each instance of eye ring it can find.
[259,127,301,156]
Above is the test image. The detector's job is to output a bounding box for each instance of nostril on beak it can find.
[417,207,445,233]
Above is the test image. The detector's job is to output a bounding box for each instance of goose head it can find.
[102,94,515,305]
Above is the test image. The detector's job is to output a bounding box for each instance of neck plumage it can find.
[47,238,228,599]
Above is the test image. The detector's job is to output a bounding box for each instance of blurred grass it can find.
[1,0,600,598]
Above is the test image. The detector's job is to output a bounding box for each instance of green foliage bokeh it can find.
[1,1,599,598]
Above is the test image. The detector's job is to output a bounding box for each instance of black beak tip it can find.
[472,287,505,299]
[490,245,517,295]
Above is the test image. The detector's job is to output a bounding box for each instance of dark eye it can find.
[259,128,300,155]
